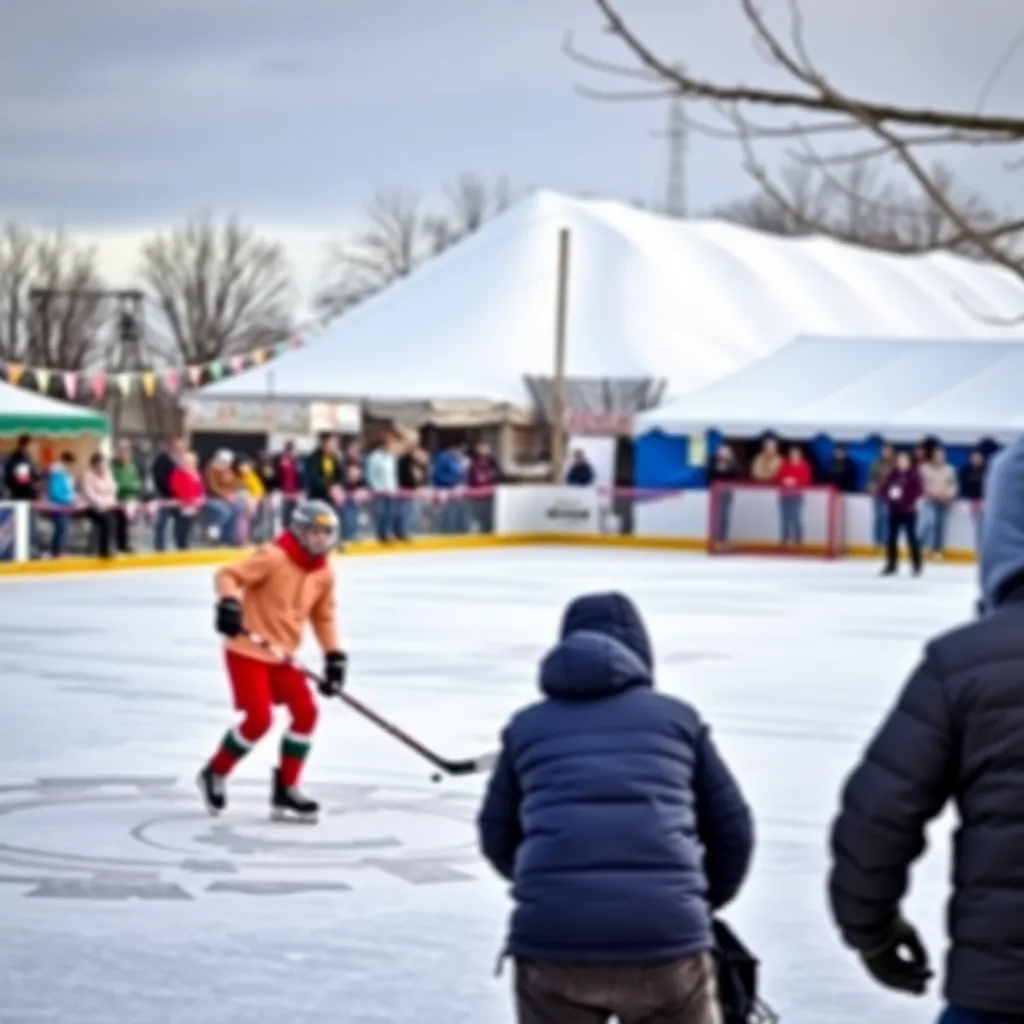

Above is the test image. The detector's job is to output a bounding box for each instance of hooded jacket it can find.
[829,435,1024,1017]
[477,592,753,964]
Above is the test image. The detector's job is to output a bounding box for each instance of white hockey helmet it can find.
[290,499,339,557]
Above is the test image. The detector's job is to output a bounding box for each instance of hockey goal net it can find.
[707,482,844,558]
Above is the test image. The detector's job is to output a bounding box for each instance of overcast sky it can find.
[1,0,1021,295]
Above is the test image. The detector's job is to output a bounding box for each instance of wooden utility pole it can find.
[549,227,571,483]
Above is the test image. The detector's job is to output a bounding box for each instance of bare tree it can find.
[139,214,295,366]
[316,190,423,321]
[571,0,1024,300]
[713,158,1000,252]
[316,175,518,321]
[0,225,106,370]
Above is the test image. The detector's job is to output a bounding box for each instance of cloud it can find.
[0,0,1019,242]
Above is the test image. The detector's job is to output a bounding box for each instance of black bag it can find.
[713,918,779,1023]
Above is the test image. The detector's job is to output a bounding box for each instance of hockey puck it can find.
[430,772,443,783]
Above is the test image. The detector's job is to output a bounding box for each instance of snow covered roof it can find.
[0,380,108,436]
[200,189,1024,405]
[634,336,1024,443]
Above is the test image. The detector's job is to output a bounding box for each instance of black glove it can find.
[860,918,932,995]
[215,597,244,638]
[319,650,347,697]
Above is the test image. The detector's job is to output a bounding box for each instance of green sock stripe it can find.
[222,730,251,760]
[281,736,311,761]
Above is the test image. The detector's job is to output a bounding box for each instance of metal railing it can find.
[24,487,498,559]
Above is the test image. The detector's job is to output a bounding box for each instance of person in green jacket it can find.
[111,439,142,553]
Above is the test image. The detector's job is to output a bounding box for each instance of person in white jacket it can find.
[918,446,958,557]
[363,434,399,542]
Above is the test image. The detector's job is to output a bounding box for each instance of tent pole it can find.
[549,227,571,483]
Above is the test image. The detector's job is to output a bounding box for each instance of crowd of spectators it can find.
[709,436,991,558]
[0,431,502,559]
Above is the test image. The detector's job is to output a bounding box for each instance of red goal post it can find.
[707,482,844,558]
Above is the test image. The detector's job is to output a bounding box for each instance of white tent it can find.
[0,380,108,437]
[634,336,1024,443]
[200,190,1024,407]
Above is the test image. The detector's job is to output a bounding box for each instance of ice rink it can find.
[0,546,976,1024]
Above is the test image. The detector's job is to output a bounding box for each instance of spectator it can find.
[45,451,77,558]
[151,438,186,552]
[111,439,142,554]
[432,441,468,534]
[397,441,428,540]
[774,445,812,546]
[919,446,958,558]
[305,433,343,505]
[6,433,42,556]
[204,450,242,546]
[912,443,927,466]
[339,440,364,543]
[4,433,40,500]
[750,437,782,483]
[236,457,268,543]
[467,442,500,533]
[827,434,1024,1020]
[478,592,753,1024]
[565,449,595,486]
[79,452,117,558]
[273,441,304,530]
[708,444,741,543]
[364,433,399,543]
[959,448,987,548]
[867,443,896,552]
[169,451,205,549]
[827,445,858,493]
[879,449,923,576]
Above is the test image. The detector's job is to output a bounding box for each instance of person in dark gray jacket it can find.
[827,433,1024,1024]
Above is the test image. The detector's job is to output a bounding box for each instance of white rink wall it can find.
[493,485,981,556]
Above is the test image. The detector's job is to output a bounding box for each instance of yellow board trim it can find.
[0,532,977,577]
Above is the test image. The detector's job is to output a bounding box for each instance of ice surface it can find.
[0,548,975,1023]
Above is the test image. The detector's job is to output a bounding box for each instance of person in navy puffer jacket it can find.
[478,591,754,1024]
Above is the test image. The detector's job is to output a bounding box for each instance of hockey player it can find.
[197,499,347,822]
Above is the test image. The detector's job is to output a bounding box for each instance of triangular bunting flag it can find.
[141,372,157,398]
[273,340,288,356]
[186,365,203,386]
[289,334,303,349]
[228,355,245,374]
[207,361,224,381]
[34,369,51,394]
[63,372,78,399]
[116,373,132,396]
[90,372,107,399]
[6,363,24,387]
[163,369,181,393]
[250,348,267,366]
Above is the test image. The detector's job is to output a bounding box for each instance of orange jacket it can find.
[214,535,338,663]
[205,462,238,500]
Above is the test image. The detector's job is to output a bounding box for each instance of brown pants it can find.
[515,953,724,1024]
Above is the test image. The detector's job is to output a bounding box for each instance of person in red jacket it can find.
[169,451,206,549]
[774,445,813,546]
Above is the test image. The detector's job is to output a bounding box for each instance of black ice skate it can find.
[271,768,319,823]
[197,765,227,817]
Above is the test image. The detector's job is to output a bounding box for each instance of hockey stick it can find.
[242,631,497,778]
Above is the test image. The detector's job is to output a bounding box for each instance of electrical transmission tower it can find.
[651,73,689,217]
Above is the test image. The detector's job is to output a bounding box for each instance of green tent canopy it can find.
[0,380,108,437]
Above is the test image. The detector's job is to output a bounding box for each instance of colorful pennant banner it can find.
[0,334,304,402]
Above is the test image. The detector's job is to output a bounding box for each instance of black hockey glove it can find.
[860,917,932,995]
[319,650,347,697]
[215,597,244,638]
